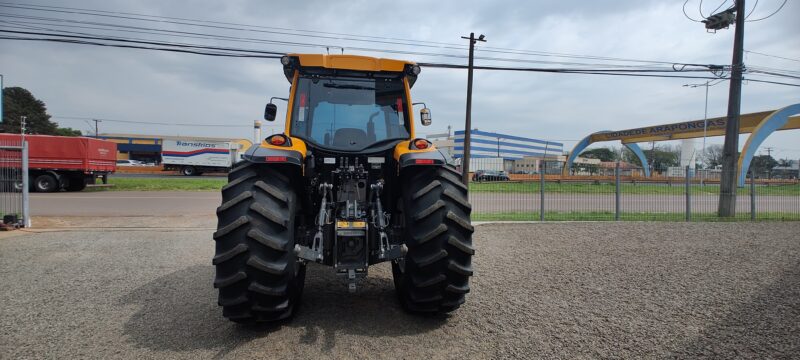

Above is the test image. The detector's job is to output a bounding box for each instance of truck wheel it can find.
[65,177,87,192]
[34,174,58,192]
[213,162,305,323]
[393,165,474,313]
[182,166,197,176]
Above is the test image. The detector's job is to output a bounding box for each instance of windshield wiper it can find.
[323,83,375,90]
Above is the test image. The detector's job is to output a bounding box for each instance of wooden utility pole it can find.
[460,32,486,185]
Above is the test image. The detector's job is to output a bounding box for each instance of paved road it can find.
[2,222,798,358]
[27,191,219,216]
[15,191,800,217]
[110,173,226,179]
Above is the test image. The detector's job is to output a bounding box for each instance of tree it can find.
[2,87,82,136]
[751,154,778,179]
[701,144,724,168]
[622,144,680,171]
[579,147,617,162]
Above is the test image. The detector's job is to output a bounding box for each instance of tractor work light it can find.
[280,56,292,66]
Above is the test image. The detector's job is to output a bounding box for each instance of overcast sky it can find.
[1,0,798,159]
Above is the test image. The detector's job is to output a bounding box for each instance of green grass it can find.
[469,182,800,196]
[472,211,800,222]
[90,177,226,191]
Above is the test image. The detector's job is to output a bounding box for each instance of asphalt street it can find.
[110,173,226,179]
[19,191,800,216]
[1,221,798,358]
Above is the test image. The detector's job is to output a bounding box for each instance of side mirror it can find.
[420,108,432,126]
[264,103,277,121]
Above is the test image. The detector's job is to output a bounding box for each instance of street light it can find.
[684,81,711,185]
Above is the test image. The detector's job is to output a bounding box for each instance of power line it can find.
[0,2,468,48]
[746,0,787,21]
[1,29,724,73]
[684,0,704,22]
[0,29,286,56]
[4,29,798,87]
[744,50,800,63]
[0,2,722,69]
[0,26,716,70]
[54,116,254,128]
[747,69,800,80]
[744,0,759,19]
[420,61,800,86]
[709,0,732,16]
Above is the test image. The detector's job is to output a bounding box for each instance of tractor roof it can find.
[281,54,419,86]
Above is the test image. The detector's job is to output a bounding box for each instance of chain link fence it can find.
[468,160,800,222]
[0,137,30,228]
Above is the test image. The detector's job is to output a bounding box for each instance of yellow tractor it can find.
[213,54,474,323]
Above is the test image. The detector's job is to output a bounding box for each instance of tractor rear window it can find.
[289,76,410,151]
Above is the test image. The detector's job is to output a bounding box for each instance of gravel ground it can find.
[1,221,799,359]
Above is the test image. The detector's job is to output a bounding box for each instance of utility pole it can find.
[650,141,656,176]
[764,147,774,179]
[718,0,745,217]
[683,80,711,185]
[460,32,486,185]
[92,119,102,138]
[764,147,773,158]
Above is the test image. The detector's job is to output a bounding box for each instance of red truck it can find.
[0,134,117,192]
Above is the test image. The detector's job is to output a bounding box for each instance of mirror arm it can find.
[270,97,289,104]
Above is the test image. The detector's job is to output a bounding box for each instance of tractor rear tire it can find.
[213,161,306,323]
[393,165,474,313]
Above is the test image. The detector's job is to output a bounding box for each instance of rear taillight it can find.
[267,135,289,146]
[409,138,431,150]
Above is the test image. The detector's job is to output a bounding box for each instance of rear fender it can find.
[242,136,306,166]
[393,140,447,168]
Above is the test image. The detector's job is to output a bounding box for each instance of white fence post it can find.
[22,140,30,228]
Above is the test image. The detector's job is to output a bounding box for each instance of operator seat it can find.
[332,128,367,148]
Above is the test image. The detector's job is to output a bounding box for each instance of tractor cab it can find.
[264,54,430,153]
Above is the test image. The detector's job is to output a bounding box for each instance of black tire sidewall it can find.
[34,174,58,192]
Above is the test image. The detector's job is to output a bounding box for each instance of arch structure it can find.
[563,104,800,186]
[737,103,800,186]
[564,132,650,177]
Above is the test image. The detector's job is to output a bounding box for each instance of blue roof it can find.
[454,129,563,147]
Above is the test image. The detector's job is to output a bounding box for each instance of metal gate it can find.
[0,137,30,228]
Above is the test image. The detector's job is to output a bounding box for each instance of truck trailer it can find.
[162,139,244,176]
[0,133,117,192]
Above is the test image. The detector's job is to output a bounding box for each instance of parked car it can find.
[116,159,145,167]
[473,170,510,182]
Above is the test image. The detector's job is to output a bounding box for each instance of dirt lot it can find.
[1,220,798,359]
